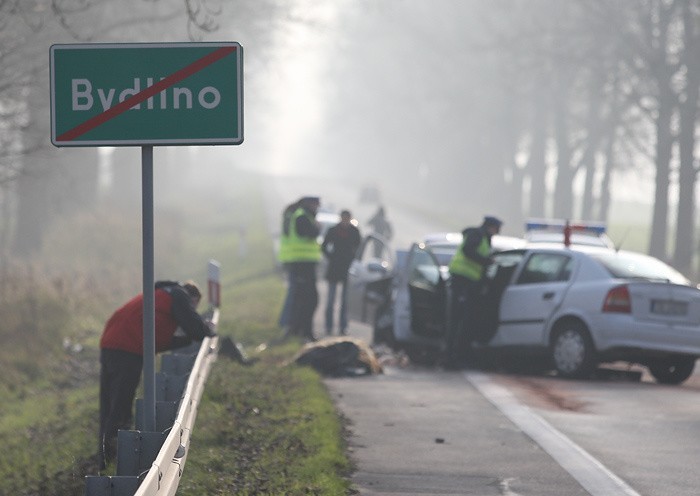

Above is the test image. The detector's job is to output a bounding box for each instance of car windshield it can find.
[428,240,522,267]
[589,251,690,285]
[428,244,458,266]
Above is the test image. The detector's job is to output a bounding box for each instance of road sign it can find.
[50,42,243,146]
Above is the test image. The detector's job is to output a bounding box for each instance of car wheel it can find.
[550,322,596,379]
[404,344,440,366]
[648,356,696,385]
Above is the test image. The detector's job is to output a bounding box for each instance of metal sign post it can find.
[50,42,243,434]
[141,146,155,432]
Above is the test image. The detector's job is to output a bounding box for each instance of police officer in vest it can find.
[277,198,303,332]
[444,215,503,369]
[286,196,322,341]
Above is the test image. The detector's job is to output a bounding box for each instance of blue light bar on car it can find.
[525,219,606,235]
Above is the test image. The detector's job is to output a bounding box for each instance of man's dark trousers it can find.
[445,274,481,367]
[289,261,318,339]
[99,348,143,467]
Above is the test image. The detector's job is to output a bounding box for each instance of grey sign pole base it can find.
[84,475,141,496]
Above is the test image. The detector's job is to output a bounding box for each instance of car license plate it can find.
[650,299,688,316]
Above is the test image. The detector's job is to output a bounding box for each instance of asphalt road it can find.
[326,365,592,496]
[326,318,700,496]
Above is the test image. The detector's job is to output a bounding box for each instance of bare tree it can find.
[486,0,694,266]
[2,0,294,258]
[672,0,700,276]
[597,0,682,260]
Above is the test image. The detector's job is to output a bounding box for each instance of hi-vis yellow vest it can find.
[282,207,321,262]
[448,232,490,281]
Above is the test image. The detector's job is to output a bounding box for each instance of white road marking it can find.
[466,371,641,496]
[498,477,522,495]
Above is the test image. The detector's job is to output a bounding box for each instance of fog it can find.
[199,0,658,235]
[3,0,698,281]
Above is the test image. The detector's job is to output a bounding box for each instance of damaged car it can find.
[347,234,700,384]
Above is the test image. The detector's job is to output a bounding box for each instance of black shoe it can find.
[219,336,257,365]
[100,434,117,470]
[443,361,462,371]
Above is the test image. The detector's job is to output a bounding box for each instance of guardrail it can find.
[85,261,221,496]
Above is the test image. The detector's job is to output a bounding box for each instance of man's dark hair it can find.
[183,281,202,299]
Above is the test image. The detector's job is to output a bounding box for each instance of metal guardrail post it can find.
[134,400,179,432]
[155,372,189,402]
[116,430,168,477]
[84,475,141,496]
[160,353,197,375]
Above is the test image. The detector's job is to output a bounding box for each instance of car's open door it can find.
[406,244,447,338]
[346,234,395,325]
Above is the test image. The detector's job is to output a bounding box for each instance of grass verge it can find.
[180,351,352,495]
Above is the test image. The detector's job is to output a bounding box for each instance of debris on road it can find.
[371,343,411,368]
[219,336,258,365]
[292,336,383,376]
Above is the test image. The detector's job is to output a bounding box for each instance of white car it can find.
[347,235,700,384]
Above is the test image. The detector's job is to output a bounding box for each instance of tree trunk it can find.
[106,147,142,212]
[12,162,48,257]
[672,2,699,277]
[599,135,614,224]
[497,86,524,230]
[647,0,679,261]
[648,99,674,261]
[552,69,575,220]
[527,81,549,218]
[580,70,606,220]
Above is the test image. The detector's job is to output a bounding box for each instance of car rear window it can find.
[589,251,690,285]
[527,232,612,247]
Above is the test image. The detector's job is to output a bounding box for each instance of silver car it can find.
[347,235,700,384]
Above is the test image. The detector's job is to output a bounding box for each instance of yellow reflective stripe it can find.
[286,208,321,262]
[449,235,489,280]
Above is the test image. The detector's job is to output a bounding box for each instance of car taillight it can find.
[603,285,631,313]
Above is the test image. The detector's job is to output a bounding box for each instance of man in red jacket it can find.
[99,280,215,467]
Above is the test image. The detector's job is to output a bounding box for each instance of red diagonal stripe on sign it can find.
[56,45,237,142]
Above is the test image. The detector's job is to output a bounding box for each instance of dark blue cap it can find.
[483,216,503,227]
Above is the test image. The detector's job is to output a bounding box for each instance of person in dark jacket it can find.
[444,216,502,369]
[98,280,215,467]
[322,210,361,335]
